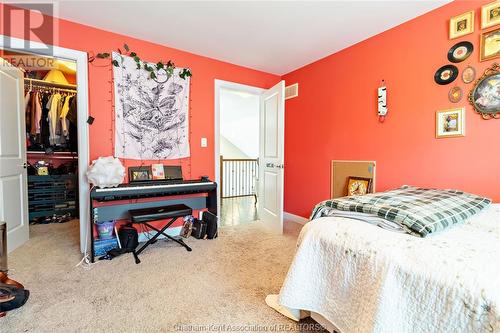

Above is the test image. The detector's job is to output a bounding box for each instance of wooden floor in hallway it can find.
[220,196,258,226]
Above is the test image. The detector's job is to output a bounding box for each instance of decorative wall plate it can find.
[447,41,473,63]
[434,65,458,85]
[448,86,463,103]
[468,63,500,119]
[462,66,476,83]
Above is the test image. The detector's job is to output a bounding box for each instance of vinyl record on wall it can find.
[447,41,473,63]
[434,65,458,85]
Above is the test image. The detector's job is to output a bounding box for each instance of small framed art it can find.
[347,177,372,196]
[480,28,500,61]
[448,86,463,103]
[436,108,465,138]
[151,164,165,180]
[128,166,152,182]
[449,11,474,39]
[481,0,500,29]
[462,66,476,83]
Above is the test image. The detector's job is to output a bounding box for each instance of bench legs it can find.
[134,217,192,264]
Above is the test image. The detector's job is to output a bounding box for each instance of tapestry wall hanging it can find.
[113,52,190,160]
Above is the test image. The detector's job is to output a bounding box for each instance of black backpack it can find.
[118,225,139,251]
[99,225,139,262]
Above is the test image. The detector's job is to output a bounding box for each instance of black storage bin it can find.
[27,175,78,221]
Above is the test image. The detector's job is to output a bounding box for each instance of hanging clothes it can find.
[24,85,77,151]
[60,95,71,138]
[55,95,64,138]
[24,90,31,133]
[24,90,30,109]
[67,96,78,152]
[25,91,34,134]
[47,93,62,145]
[67,95,77,125]
[40,93,51,148]
[31,92,42,135]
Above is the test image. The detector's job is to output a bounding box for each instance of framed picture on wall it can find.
[436,108,466,138]
[128,166,152,182]
[481,0,500,29]
[480,28,500,61]
[346,177,372,196]
[462,65,476,83]
[449,11,474,39]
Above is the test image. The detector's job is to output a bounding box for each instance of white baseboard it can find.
[283,212,309,225]
[138,226,182,243]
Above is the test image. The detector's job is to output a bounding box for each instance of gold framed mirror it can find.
[468,63,500,119]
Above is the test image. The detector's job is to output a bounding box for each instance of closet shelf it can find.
[27,151,78,155]
[27,151,78,160]
[24,77,77,91]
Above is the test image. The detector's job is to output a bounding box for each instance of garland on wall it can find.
[89,43,192,80]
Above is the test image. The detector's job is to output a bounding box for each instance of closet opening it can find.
[3,50,80,250]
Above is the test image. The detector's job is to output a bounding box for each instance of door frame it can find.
[214,79,264,215]
[0,34,90,253]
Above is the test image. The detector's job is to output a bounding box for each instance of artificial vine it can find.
[88,43,192,82]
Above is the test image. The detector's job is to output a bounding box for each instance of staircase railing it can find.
[220,156,258,200]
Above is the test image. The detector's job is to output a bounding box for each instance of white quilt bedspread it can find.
[278,205,500,333]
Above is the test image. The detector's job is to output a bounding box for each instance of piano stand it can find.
[134,219,193,263]
[89,179,217,263]
[130,204,193,264]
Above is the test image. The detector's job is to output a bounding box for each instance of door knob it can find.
[276,164,284,169]
[22,162,28,169]
[266,163,275,168]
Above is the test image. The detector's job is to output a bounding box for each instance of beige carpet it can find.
[3,220,325,332]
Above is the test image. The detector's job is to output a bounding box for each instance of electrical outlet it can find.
[201,137,208,147]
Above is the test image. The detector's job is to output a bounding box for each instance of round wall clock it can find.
[448,86,463,103]
[434,65,459,85]
[462,66,476,84]
[447,41,473,63]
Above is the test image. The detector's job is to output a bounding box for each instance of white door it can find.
[258,80,285,233]
[0,58,29,253]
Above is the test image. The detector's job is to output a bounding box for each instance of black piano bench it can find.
[129,204,193,264]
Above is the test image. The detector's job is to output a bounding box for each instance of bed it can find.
[275,187,500,333]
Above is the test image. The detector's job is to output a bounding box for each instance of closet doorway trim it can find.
[0,35,90,254]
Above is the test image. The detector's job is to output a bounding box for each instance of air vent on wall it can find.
[285,83,298,100]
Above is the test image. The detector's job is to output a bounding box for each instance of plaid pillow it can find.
[310,186,491,237]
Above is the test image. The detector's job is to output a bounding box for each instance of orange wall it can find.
[282,0,500,217]
[0,4,279,181]
[4,2,500,220]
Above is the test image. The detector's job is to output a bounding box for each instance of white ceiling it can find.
[43,1,450,75]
